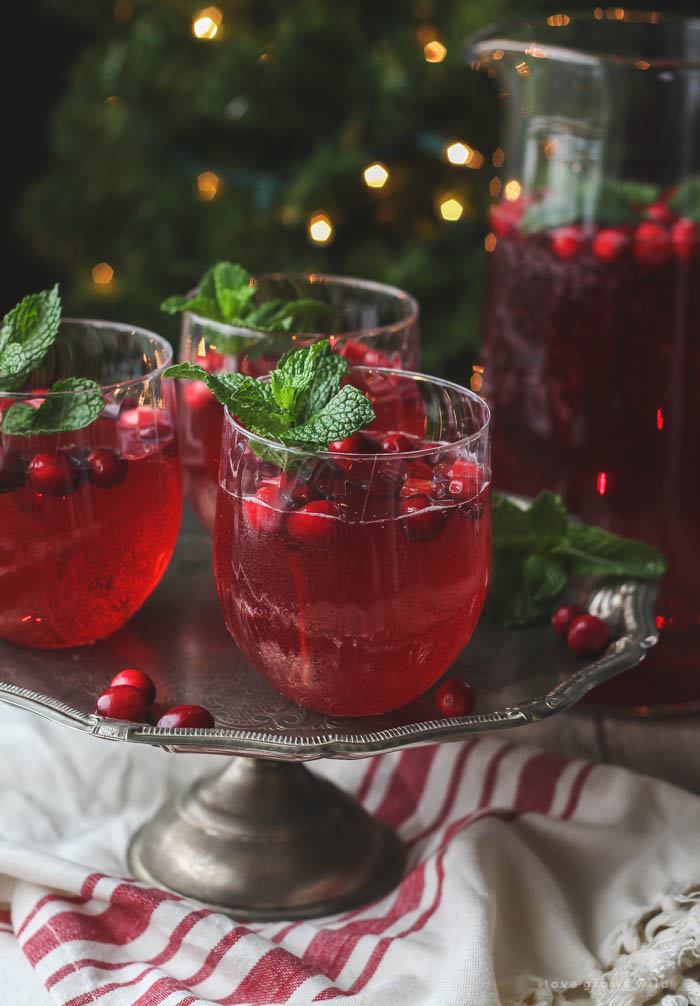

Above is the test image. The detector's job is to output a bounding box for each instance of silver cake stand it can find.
[0,508,658,920]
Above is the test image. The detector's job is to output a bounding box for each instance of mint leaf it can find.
[520,179,660,233]
[0,284,62,391]
[554,524,666,580]
[164,362,287,437]
[270,341,327,420]
[304,346,348,418]
[489,490,666,627]
[0,378,104,435]
[668,177,700,221]
[213,262,256,321]
[282,384,375,449]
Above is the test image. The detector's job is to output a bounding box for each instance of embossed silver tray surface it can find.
[0,508,658,761]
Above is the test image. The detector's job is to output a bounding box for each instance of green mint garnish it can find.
[161,261,333,335]
[165,340,374,453]
[0,285,62,392]
[520,179,659,234]
[1,378,105,436]
[668,177,700,221]
[0,286,106,436]
[489,490,666,627]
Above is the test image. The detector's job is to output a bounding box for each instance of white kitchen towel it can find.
[0,702,699,1006]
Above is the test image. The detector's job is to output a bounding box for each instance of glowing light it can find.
[493,49,504,60]
[192,6,222,39]
[655,615,666,629]
[635,59,650,70]
[492,148,504,168]
[515,61,530,76]
[197,171,220,201]
[484,233,497,253]
[308,212,333,244]
[547,13,570,26]
[596,471,607,496]
[92,262,114,286]
[489,177,502,198]
[446,142,470,165]
[594,7,604,18]
[504,179,521,202]
[424,40,446,63]
[470,373,483,392]
[363,163,389,188]
[439,197,464,222]
[657,408,664,430]
[543,139,559,159]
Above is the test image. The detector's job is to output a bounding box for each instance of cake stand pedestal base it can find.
[128,756,405,920]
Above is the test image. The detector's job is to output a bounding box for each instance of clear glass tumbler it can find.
[468,12,700,711]
[213,368,491,717]
[0,320,182,648]
[177,273,420,536]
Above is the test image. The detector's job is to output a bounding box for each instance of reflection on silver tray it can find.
[0,509,658,760]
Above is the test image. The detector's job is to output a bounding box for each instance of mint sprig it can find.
[165,340,374,453]
[1,378,105,436]
[0,284,62,392]
[161,261,333,337]
[0,286,106,436]
[489,491,666,627]
[520,179,659,234]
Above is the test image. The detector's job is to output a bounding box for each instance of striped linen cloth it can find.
[1,704,699,1006]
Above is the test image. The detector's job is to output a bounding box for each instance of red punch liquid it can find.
[214,435,491,716]
[0,409,182,648]
[481,213,700,709]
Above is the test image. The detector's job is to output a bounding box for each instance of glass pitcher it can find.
[467,11,700,712]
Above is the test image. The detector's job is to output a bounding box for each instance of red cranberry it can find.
[338,339,368,364]
[0,450,26,493]
[400,494,446,542]
[243,484,286,534]
[566,614,611,655]
[380,432,416,454]
[110,668,156,705]
[360,348,394,368]
[156,704,215,729]
[550,225,586,260]
[95,685,149,722]
[645,200,676,225]
[183,380,217,413]
[592,227,629,262]
[328,432,368,454]
[196,349,225,374]
[435,678,476,717]
[407,460,435,481]
[288,499,340,544]
[634,221,670,266]
[551,603,585,638]
[671,218,700,262]
[28,452,76,497]
[87,448,128,489]
[400,477,435,499]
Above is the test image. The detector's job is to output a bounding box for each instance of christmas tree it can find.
[17,0,682,377]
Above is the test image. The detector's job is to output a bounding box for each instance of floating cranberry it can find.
[338,339,368,364]
[0,450,26,493]
[95,685,149,722]
[400,477,435,499]
[671,218,700,262]
[156,704,215,729]
[380,432,415,454]
[243,484,287,534]
[279,470,319,506]
[645,200,676,225]
[435,678,476,717]
[288,499,340,544]
[400,494,446,542]
[566,614,611,655]
[87,447,128,489]
[28,452,76,497]
[551,603,585,638]
[634,221,670,266]
[592,227,629,262]
[328,432,368,454]
[196,349,225,374]
[551,226,586,260]
[110,668,156,706]
[183,380,217,413]
[407,460,435,481]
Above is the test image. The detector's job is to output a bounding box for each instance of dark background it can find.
[4,2,699,376]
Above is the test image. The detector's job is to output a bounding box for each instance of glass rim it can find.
[184,272,420,342]
[224,365,490,460]
[0,318,173,400]
[467,11,700,70]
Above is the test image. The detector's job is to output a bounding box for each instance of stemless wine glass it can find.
[213,367,491,717]
[0,320,182,648]
[176,273,420,536]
